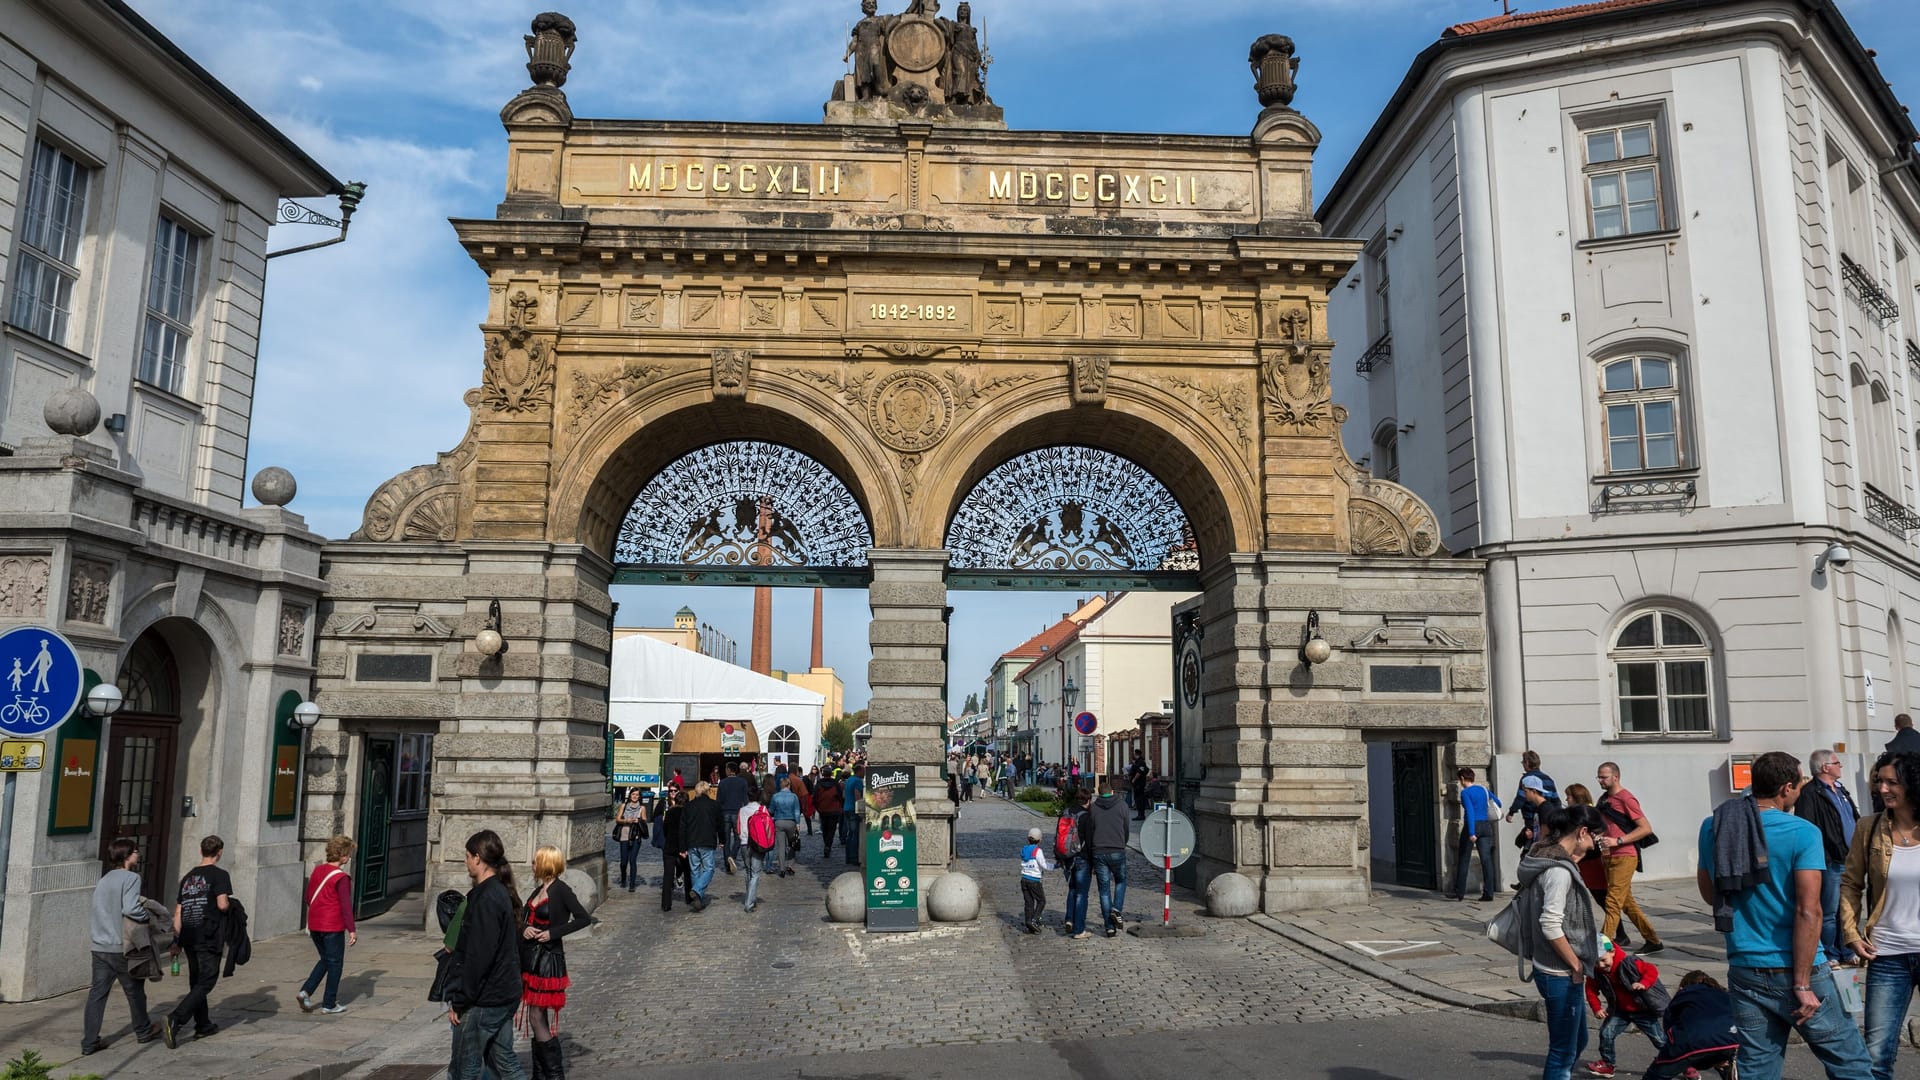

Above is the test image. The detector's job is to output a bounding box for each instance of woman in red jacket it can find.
[297,835,356,1014]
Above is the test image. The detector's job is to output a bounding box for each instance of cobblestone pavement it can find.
[531,795,1433,1074]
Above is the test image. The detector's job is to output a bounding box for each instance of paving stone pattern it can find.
[558,796,1432,1071]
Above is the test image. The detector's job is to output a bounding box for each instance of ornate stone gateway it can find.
[311,7,1488,915]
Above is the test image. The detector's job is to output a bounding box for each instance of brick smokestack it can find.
[750,498,773,675]
[810,587,824,670]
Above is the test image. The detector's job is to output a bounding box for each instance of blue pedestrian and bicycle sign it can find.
[0,626,84,738]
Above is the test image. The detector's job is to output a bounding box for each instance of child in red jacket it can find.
[1583,935,1669,1077]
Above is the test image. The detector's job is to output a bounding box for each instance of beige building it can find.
[0,0,345,997]
[1015,591,1193,775]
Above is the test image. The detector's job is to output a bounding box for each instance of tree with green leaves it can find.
[823,711,862,751]
[963,691,980,716]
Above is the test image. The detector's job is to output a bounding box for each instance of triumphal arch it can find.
[308,8,1490,915]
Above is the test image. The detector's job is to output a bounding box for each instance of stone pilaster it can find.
[865,549,952,888]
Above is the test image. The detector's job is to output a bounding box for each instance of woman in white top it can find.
[737,789,766,914]
[1839,750,1920,1080]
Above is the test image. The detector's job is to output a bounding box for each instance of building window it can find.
[6,140,92,345]
[1372,420,1400,482]
[1583,121,1664,239]
[1611,610,1713,736]
[642,724,674,743]
[1600,355,1685,472]
[1365,233,1391,344]
[767,724,800,767]
[396,733,433,814]
[139,216,202,395]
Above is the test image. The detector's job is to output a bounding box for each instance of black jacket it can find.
[681,796,723,850]
[520,878,592,967]
[717,775,750,813]
[1888,727,1920,755]
[658,804,685,855]
[449,875,522,1012]
[1793,779,1860,863]
[220,897,251,976]
[1085,794,1130,853]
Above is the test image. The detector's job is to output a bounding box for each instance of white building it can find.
[609,632,825,776]
[1016,591,1193,777]
[0,0,345,997]
[1321,0,1920,882]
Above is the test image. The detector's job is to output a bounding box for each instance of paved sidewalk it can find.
[1259,875,1920,1046]
[0,895,442,1080]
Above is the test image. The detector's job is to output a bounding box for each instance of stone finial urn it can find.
[1249,34,1300,109]
[524,12,578,88]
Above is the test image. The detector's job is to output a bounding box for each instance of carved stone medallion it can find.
[480,290,556,414]
[867,369,955,453]
[888,17,946,73]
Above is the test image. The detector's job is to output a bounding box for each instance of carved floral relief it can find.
[0,556,50,618]
[480,290,556,414]
[280,603,310,657]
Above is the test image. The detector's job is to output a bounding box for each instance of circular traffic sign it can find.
[0,626,84,738]
[1140,806,1196,868]
[1073,711,1097,735]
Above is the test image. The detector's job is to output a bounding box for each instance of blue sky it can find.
[136,0,1916,712]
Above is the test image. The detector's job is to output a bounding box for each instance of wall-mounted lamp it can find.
[476,598,509,657]
[84,681,124,718]
[103,414,127,434]
[1814,542,1854,576]
[1299,609,1333,666]
[290,701,322,731]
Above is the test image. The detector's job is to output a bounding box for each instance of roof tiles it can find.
[1445,0,1678,38]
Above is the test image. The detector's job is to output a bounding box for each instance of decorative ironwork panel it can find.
[1864,484,1920,537]
[1840,254,1901,325]
[615,442,873,567]
[946,446,1196,571]
[1356,333,1392,375]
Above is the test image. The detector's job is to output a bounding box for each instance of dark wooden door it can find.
[1391,743,1439,890]
[100,719,179,900]
[355,737,394,917]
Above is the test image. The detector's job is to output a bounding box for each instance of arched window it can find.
[767,725,801,766]
[642,724,674,743]
[1610,609,1713,736]
[117,633,179,716]
[1372,420,1400,482]
[1600,355,1684,472]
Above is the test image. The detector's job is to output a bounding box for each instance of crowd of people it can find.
[1498,717,1920,1080]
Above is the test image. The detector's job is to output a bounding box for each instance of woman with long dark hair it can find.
[447,830,524,1080]
[1840,751,1920,1080]
[519,846,591,1079]
[613,789,647,893]
[1514,803,1606,1080]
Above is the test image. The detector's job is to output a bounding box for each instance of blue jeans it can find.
[1820,863,1859,963]
[842,813,860,864]
[1092,851,1127,926]
[618,838,642,886]
[300,930,346,1008]
[1864,953,1920,1080]
[687,846,717,901]
[1597,1011,1664,1066]
[1451,828,1497,898]
[1728,964,1872,1080]
[450,1001,524,1080]
[1064,857,1092,934]
[1536,972,1589,1080]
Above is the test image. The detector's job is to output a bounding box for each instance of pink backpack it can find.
[748,805,776,852]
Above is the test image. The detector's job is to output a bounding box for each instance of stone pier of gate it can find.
[306,9,1489,917]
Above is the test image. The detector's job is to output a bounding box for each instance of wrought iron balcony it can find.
[1840,254,1901,325]
[1596,477,1697,514]
[1907,339,1920,381]
[1864,484,1920,536]
[1355,333,1392,375]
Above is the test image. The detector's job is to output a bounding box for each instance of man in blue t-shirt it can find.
[1696,751,1870,1080]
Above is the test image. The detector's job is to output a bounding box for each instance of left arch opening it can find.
[614,440,875,569]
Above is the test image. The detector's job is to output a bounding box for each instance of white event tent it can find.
[609,632,826,773]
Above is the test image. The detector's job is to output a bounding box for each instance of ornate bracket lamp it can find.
[1063,677,1080,709]
[1299,609,1333,666]
[476,599,510,658]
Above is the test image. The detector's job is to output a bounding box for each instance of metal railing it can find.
[1840,254,1901,324]
[1355,333,1392,375]
[1864,484,1920,536]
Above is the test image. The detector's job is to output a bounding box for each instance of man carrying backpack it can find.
[1056,789,1093,940]
[1087,778,1131,936]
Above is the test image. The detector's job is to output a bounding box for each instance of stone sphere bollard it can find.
[1206,871,1259,918]
[927,871,980,922]
[251,466,298,506]
[826,871,866,923]
[561,867,601,914]
[43,387,101,437]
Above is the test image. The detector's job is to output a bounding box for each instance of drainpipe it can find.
[267,182,367,260]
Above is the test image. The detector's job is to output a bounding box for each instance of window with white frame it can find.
[1583,120,1665,239]
[6,139,92,345]
[395,733,433,814]
[138,216,202,394]
[1372,420,1400,482]
[1611,610,1713,736]
[767,725,800,767]
[642,724,674,743]
[1600,354,1686,472]
[1365,233,1390,344]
